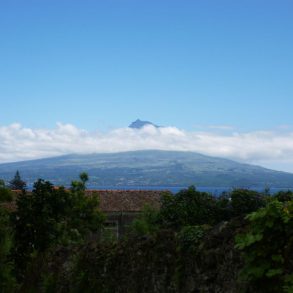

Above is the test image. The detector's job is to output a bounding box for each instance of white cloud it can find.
[1,122,293,172]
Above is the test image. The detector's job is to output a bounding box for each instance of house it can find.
[3,189,168,239]
[86,190,167,239]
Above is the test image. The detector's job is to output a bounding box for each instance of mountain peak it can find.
[129,119,159,129]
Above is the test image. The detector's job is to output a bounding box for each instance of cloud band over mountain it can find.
[1,123,293,172]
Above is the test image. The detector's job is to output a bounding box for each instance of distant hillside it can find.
[0,150,293,188]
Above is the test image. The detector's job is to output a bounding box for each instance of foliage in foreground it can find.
[0,195,17,291]
[9,173,104,287]
[235,199,293,292]
[1,179,293,292]
[0,180,13,202]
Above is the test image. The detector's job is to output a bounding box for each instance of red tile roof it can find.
[86,190,166,212]
[3,190,168,213]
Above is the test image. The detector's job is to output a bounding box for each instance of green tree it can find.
[71,172,89,192]
[159,186,221,229]
[274,190,293,202]
[9,170,26,191]
[12,176,104,281]
[231,189,266,216]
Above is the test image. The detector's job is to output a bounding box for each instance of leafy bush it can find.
[177,225,208,251]
[235,200,293,292]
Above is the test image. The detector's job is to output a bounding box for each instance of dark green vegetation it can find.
[0,174,104,292]
[0,150,293,187]
[1,175,293,292]
[9,171,26,191]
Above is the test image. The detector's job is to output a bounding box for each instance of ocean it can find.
[86,186,293,196]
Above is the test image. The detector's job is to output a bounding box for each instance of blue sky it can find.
[1,0,293,171]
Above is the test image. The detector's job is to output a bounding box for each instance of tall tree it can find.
[12,177,104,281]
[9,171,26,190]
[71,172,89,192]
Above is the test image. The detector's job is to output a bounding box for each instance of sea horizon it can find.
[23,185,293,196]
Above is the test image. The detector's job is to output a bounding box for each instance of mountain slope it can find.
[0,150,292,187]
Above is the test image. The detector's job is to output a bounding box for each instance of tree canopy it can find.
[9,170,26,191]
